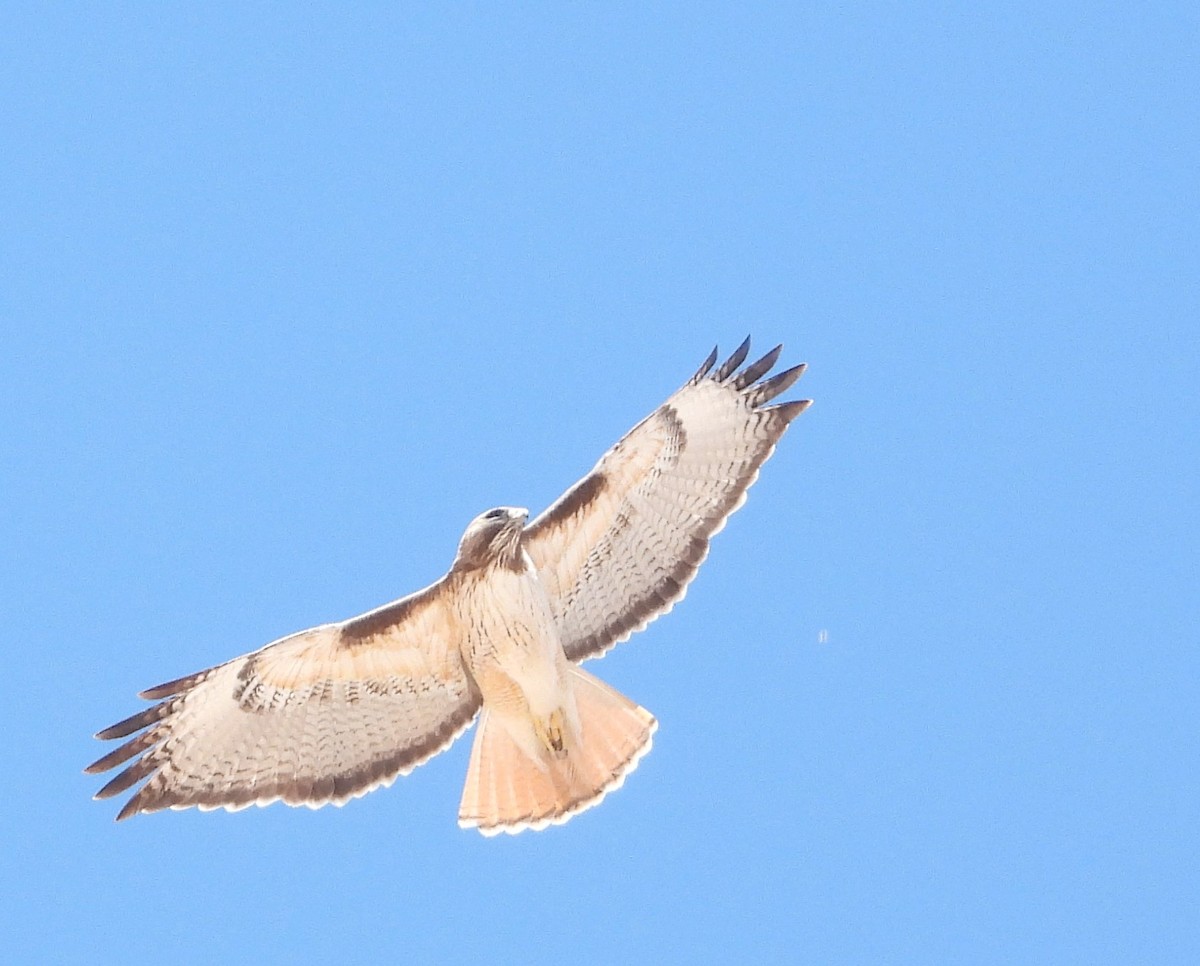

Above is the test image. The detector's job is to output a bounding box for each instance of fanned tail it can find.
[458,666,656,835]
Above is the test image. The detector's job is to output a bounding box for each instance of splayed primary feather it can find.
[88,339,810,832]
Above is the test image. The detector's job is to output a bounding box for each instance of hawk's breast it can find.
[455,556,567,718]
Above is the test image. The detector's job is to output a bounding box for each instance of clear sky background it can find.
[2,4,1196,964]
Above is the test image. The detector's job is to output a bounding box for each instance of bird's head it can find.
[453,506,529,572]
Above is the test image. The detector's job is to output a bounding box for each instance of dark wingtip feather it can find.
[689,345,719,385]
[769,398,813,422]
[714,336,752,382]
[747,362,807,406]
[139,671,203,700]
[732,344,783,390]
[116,792,147,822]
[95,702,168,741]
[85,753,117,776]
[86,732,157,774]
[95,758,156,800]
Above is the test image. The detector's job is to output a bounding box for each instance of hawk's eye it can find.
[485,509,505,520]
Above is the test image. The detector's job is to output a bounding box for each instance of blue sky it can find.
[2,4,1196,963]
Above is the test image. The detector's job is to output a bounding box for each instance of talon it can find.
[535,710,568,757]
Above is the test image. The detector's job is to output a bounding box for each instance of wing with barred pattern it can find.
[524,338,810,662]
[87,580,480,820]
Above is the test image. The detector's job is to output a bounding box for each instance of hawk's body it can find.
[89,339,810,834]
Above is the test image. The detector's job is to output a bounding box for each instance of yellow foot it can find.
[534,709,568,757]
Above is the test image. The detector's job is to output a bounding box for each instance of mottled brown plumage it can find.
[88,339,810,833]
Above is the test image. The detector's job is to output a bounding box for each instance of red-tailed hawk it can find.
[88,339,810,834]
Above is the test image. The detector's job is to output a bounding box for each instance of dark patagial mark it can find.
[341,594,423,644]
[524,471,608,544]
[554,471,607,519]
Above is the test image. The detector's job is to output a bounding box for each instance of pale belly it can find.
[455,561,578,760]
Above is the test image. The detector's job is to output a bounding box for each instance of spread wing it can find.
[87,580,480,820]
[524,338,810,662]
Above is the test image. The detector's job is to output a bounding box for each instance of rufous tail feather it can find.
[458,666,656,835]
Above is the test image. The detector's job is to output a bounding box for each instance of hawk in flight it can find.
[88,339,810,835]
